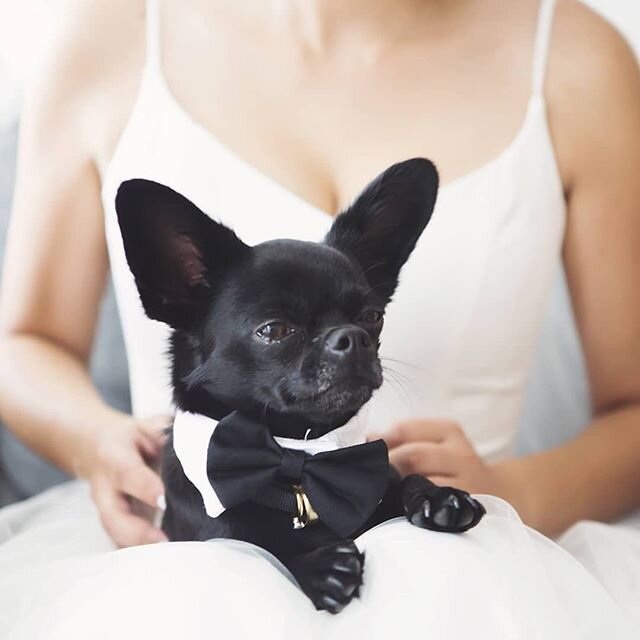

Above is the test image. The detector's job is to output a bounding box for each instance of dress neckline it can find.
[103,61,546,220]
[159,71,543,214]
[103,0,559,218]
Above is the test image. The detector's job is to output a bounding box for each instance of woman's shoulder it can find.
[44,0,145,81]
[30,0,148,165]
[553,1,637,75]
[547,1,640,189]
[550,0,638,106]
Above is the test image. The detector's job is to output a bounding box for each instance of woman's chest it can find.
[94,1,542,213]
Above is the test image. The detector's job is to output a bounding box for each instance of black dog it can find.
[115,158,485,614]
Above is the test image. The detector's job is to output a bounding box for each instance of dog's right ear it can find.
[325,158,438,305]
[115,179,250,329]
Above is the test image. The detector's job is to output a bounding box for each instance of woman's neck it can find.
[215,0,472,58]
[274,0,427,51]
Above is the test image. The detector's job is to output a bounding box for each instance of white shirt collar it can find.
[172,408,369,519]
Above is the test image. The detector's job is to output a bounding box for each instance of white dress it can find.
[1,0,638,637]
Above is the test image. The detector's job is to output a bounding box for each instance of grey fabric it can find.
[0,122,130,506]
[516,265,592,455]
[0,125,16,268]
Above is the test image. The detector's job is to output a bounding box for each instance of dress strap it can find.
[531,0,557,96]
[145,0,161,68]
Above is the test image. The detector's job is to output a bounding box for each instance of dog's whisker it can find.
[382,367,409,389]
[355,260,390,287]
[361,260,390,277]
[381,364,413,387]
[382,361,425,406]
[381,359,426,400]
[382,375,412,410]
[381,368,413,408]
[381,370,401,394]
[381,356,426,373]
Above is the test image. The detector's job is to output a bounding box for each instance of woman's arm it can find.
[0,1,167,545]
[373,4,640,538]
[507,2,640,536]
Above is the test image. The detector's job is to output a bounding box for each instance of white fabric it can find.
[1,0,639,636]
[172,409,368,518]
[0,483,634,639]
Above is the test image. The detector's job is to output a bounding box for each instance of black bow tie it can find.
[206,412,389,538]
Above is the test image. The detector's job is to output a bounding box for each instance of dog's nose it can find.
[324,327,373,357]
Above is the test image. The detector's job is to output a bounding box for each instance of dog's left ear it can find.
[325,158,438,304]
[116,179,250,329]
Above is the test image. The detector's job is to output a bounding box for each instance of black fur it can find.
[116,158,485,614]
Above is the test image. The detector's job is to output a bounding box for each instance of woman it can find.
[0,0,639,636]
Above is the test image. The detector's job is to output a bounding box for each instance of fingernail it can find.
[156,494,166,511]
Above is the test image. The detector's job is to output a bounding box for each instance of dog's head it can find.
[116,158,438,437]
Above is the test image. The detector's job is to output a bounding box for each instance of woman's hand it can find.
[82,413,172,547]
[370,419,530,518]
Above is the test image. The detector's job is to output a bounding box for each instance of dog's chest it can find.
[201,503,343,556]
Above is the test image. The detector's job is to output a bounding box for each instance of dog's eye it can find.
[359,309,383,325]
[256,322,295,343]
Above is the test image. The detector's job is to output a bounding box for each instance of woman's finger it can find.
[139,414,172,441]
[389,442,458,477]
[118,461,165,509]
[137,431,165,461]
[93,480,167,547]
[427,475,462,489]
[136,415,171,460]
[376,419,463,448]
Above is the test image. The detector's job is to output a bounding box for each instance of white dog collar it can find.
[172,408,369,519]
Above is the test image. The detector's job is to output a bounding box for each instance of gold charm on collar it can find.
[292,485,319,529]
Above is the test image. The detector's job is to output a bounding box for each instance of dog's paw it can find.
[407,486,485,533]
[293,541,365,614]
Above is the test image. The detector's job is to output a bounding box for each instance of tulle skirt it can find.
[0,481,637,639]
